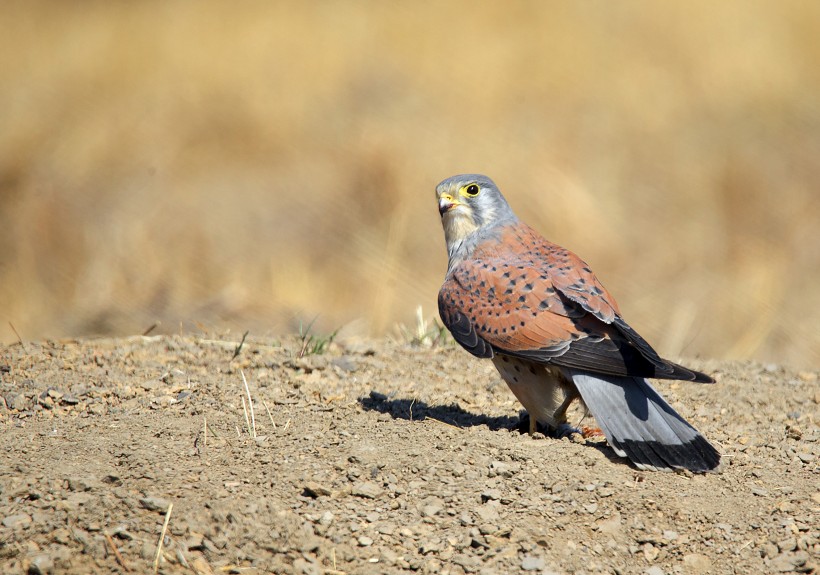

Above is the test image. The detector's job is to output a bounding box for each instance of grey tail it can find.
[568,370,721,472]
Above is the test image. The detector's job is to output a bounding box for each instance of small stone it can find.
[332,357,358,372]
[318,511,334,526]
[521,555,545,571]
[597,513,622,535]
[67,477,93,492]
[662,530,678,541]
[27,553,54,575]
[777,537,797,552]
[769,551,810,572]
[643,542,659,562]
[645,567,665,575]
[481,489,502,502]
[303,482,332,498]
[352,481,383,499]
[2,513,32,528]
[488,461,518,477]
[682,553,712,572]
[421,499,444,518]
[419,539,442,554]
[61,394,80,405]
[139,496,171,513]
[358,536,373,547]
[5,393,29,411]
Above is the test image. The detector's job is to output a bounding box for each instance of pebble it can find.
[2,513,32,528]
[421,498,444,517]
[26,553,54,575]
[303,481,332,498]
[682,553,712,572]
[139,495,171,512]
[521,555,545,571]
[481,489,502,502]
[5,392,29,411]
[351,481,383,499]
[770,550,810,572]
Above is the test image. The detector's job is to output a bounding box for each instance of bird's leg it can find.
[528,413,537,435]
[552,388,580,424]
[548,388,583,439]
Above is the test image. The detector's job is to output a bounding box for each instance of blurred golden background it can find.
[1,1,818,368]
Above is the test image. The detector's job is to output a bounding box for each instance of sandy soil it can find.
[0,335,817,575]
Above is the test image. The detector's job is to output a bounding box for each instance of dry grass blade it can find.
[241,369,256,438]
[142,322,159,336]
[231,330,250,361]
[263,400,276,429]
[153,502,173,574]
[104,532,129,571]
[8,322,26,352]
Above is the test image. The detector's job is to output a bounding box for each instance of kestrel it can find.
[436,174,720,472]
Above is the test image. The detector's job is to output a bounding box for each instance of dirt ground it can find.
[0,335,817,575]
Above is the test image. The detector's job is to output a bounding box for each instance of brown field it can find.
[1,1,819,369]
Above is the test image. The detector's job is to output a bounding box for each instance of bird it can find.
[435,173,720,472]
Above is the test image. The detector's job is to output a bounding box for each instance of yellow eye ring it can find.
[462,184,480,197]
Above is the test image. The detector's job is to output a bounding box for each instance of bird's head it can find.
[436,174,517,256]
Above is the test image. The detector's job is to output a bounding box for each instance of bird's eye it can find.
[464,184,480,197]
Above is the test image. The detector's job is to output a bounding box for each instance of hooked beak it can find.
[438,193,460,215]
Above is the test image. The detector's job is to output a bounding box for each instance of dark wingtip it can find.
[670,363,715,384]
[616,435,722,473]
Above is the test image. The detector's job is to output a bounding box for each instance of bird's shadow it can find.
[358,391,521,431]
[359,391,627,467]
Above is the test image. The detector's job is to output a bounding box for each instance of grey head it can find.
[435,174,518,266]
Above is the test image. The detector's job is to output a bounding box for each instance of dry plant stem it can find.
[241,370,256,437]
[142,322,159,336]
[231,330,249,361]
[263,400,276,429]
[241,396,252,437]
[153,503,173,574]
[104,533,129,571]
[8,322,26,352]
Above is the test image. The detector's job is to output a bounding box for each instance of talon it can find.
[581,425,604,439]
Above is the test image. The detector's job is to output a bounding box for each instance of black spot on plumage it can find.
[523,283,534,292]
[582,266,592,273]
[502,271,511,279]
[517,295,526,303]
[546,287,556,294]
[539,300,550,310]
[514,365,521,373]
[504,288,513,295]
